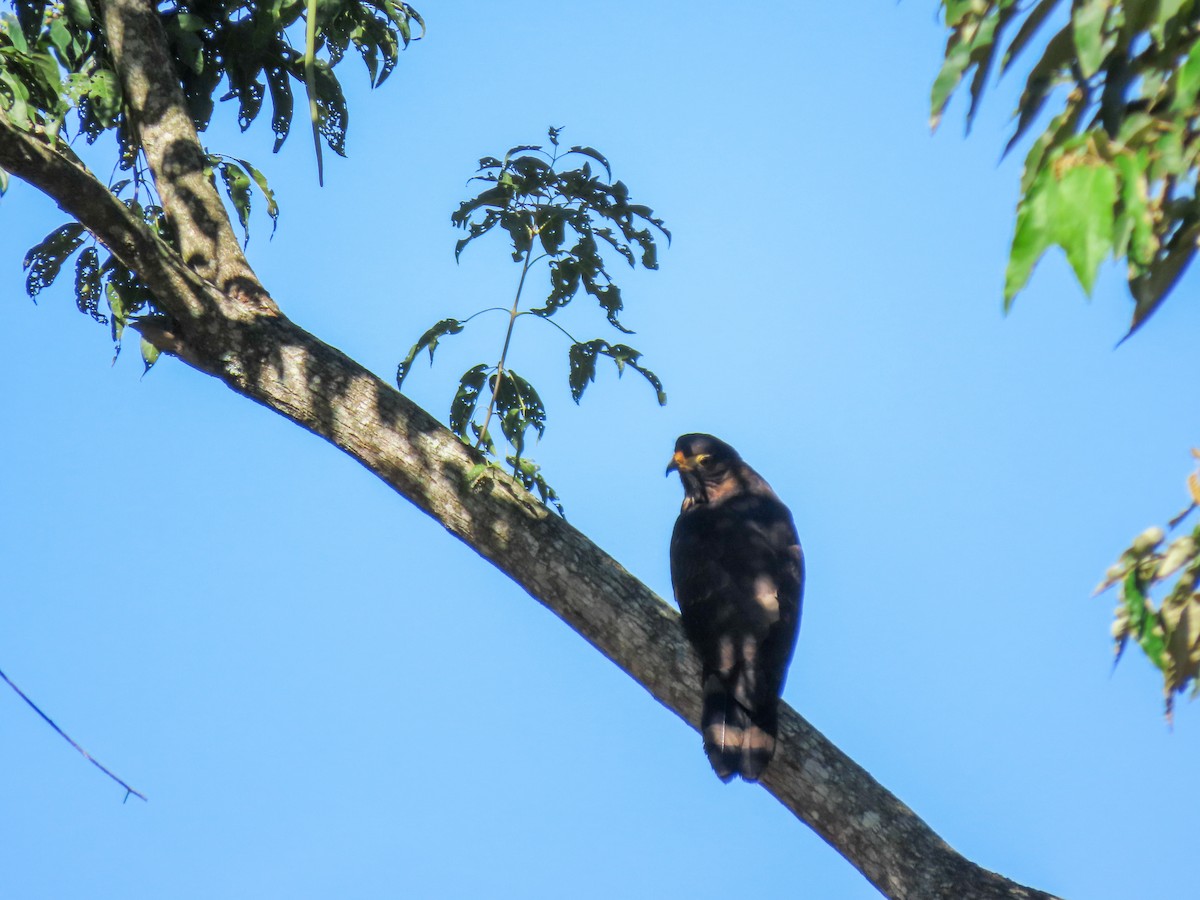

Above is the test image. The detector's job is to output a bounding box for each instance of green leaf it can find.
[536,207,565,255]
[966,4,1015,131]
[568,340,599,403]
[73,246,102,321]
[1122,570,1166,671]
[492,369,546,457]
[140,336,160,374]
[602,342,667,404]
[1053,157,1116,294]
[582,277,631,333]
[64,0,91,30]
[312,59,349,158]
[504,454,564,516]
[1004,25,1075,156]
[1126,223,1200,339]
[23,223,85,298]
[304,0,324,185]
[1151,0,1189,43]
[1018,106,1080,193]
[238,158,280,236]
[470,422,495,456]
[567,339,667,405]
[382,1,425,44]
[567,145,612,179]
[0,69,32,130]
[1153,125,1185,178]
[625,356,667,406]
[265,62,294,153]
[1005,171,1054,305]
[1171,39,1200,112]
[106,281,125,346]
[1071,0,1111,79]
[931,32,969,130]
[47,17,70,60]
[217,161,253,245]
[1001,0,1064,74]
[1007,138,1118,304]
[503,144,542,162]
[449,364,488,438]
[1113,151,1157,266]
[543,256,582,313]
[942,0,977,28]
[395,318,465,389]
[5,16,30,53]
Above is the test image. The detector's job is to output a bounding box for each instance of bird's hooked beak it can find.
[666,450,688,476]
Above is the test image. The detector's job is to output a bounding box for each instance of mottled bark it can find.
[0,18,1063,898]
[156,320,1063,900]
[94,0,270,310]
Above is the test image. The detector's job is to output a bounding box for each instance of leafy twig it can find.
[477,233,537,451]
[397,127,669,511]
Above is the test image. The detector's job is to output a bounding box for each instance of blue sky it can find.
[2,3,1199,898]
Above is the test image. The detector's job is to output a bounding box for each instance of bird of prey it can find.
[667,433,803,782]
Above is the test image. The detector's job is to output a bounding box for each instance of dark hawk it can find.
[667,433,803,782]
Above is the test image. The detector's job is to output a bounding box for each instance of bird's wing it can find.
[670,494,802,675]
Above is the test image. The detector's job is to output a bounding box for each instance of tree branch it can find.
[0,26,1060,892]
[0,665,147,802]
[201,322,1061,900]
[93,0,269,308]
[0,115,1060,898]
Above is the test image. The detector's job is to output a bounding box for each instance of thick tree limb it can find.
[94,0,267,305]
[0,125,1061,899]
[0,24,1062,899]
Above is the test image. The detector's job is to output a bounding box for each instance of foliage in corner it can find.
[1096,450,1200,720]
[0,0,421,158]
[2,0,420,362]
[934,0,1200,338]
[396,128,670,514]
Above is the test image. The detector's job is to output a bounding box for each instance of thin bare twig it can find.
[0,665,147,803]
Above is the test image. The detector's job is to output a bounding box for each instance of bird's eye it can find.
[695,454,713,468]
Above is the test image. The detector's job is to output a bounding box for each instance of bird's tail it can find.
[701,674,776,782]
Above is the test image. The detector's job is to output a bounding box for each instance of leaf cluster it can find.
[23,188,176,368]
[934,0,1200,337]
[4,0,418,362]
[205,152,279,244]
[162,0,421,155]
[1096,450,1200,719]
[1,3,124,147]
[568,338,666,405]
[397,129,669,513]
[208,0,410,145]
[450,128,670,331]
[1,0,421,193]
[18,151,279,362]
